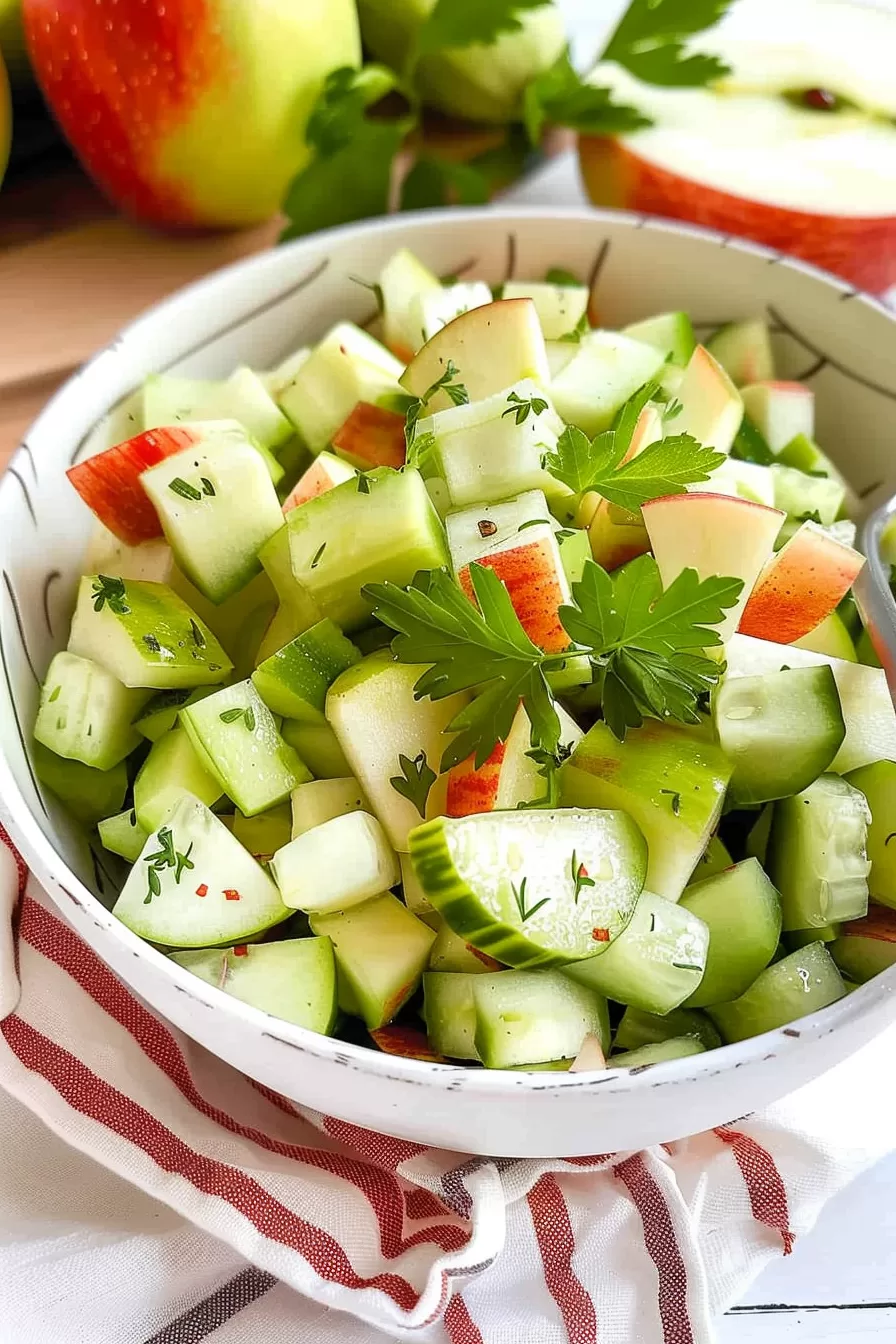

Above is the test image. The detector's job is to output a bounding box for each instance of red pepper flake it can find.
[233,945,249,957]
[195,884,208,898]
[591,927,610,942]
[223,888,241,901]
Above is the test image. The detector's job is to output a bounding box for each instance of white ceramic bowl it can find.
[3,208,896,1158]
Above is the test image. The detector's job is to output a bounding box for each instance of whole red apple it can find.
[22,0,361,228]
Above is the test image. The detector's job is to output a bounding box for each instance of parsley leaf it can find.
[603,0,733,87]
[416,0,548,54]
[502,389,549,425]
[558,312,591,344]
[91,575,130,616]
[400,156,491,211]
[390,751,437,817]
[731,414,775,466]
[524,49,651,144]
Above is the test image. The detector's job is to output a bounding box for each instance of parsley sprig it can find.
[91,575,130,616]
[405,360,469,467]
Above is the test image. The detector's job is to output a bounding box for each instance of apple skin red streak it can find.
[67,425,203,545]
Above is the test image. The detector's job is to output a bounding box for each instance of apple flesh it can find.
[446,701,583,818]
[282,452,355,514]
[674,346,743,455]
[331,402,406,471]
[740,382,814,454]
[67,425,204,545]
[400,299,550,408]
[579,403,662,571]
[457,529,573,656]
[738,520,865,644]
[642,493,785,641]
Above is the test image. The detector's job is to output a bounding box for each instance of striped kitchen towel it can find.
[0,828,893,1344]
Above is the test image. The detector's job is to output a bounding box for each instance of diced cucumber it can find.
[707,942,845,1043]
[472,970,609,1069]
[379,248,442,356]
[253,601,319,665]
[170,938,337,1034]
[180,680,311,816]
[113,795,291,947]
[504,281,590,342]
[135,687,215,742]
[32,741,128,825]
[251,619,360,723]
[281,720,352,779]
[258,347,310,401]
[133,726,223,832]
[564,890,708,1014]
[409,809,646,969]
[428,918,502,974]
[691,834,733,881]
[777,434,854,507]
[279,322,404,454]
[725,634,896,775]
[271,810,398,914]
[680,859,782,1006]
[623,311,696,366]
[550,331,666,436]
[34,651,149,770]
[609,1037,706,1068]
[423,971,482,1059]
[843,761,896,910]
[412,282,493,345]
[559,721,732,901]
[786,924,840,949]
[400,851,437,925]
[614,1005,722,1053]
[767,775,871,930]
[231,804,292,864]
[326,653,467,850]
[143,369,294,455]
[309,893,436,1029]
[98,809,149,863]
[68,576,232,689]
[794,611,857,662]
[290,777,369,838]
[714,665,845,805]
[741,381,814,453]
[770,464,844,526]
[830,905,896,983]
[745,804,774,864]
[731,413,775,467]
[705,319,774,386]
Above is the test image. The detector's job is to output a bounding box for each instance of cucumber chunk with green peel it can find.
[309,893,436,1029]
[767,775,871,930]
[691,834,733,881]
[714,666,845,806]
[614,1005,721,1053]
[563,890,709,1015]
[251,619,360,723]
[680,859,782,1007]
[326,653,467,850]
[170,938,337,1034]
[428,918,503,974]
[423,971,482,1060]
[550,332,666,437]
[140,424,285,604]
[770,464,844,526]
[280,720,352,779]
[409,809,647,969]
[609,1037,706,1068]
[472,970,610,1069]
[400,851,437,925]
[135,687,215,742]
[290,778,369,838]
[830,905,896,983]
[745,804,774,864]
[777,433,852,500]
[705,319,774,386]
[143,370,294,456]
[623,311,697,366]
[559,721,732,901]
[32,742,128,825]
[133,726,223,833]
[253,599,320,665]
[380,249,442,356]
[844,760,896,910]
[98,809,149,863]
[68,576,232,689]
[113,795,291,947]
[231,804,292,864]
[707,942,846,1043]
[180,679,311,816]
[271,810,399,914]
[34,652,149,770]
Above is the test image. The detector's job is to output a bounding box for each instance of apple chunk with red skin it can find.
[400,299,550,409]
[332,402,406,471]
[740,381,814,454]
[738,520,865,644]
[446,702,583,819]
[642,493,785,641]
[282,452,355,514]
[580,403,662,571]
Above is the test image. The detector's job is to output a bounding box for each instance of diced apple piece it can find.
[380,248,442,360]
[400,299,550,408]
[68,425,205,545]
[503,281,590,341]
[279,323,404,454]
[84,524,176,584]
[740,381,814,454]
[446,701,583,818]
[412,282,493,346]
[739,521,865,644]
[446,489,552,571]
[446,739,506,818]
[550,331,666,436]
[622,311,696,366]
[642,493,785,641]
[331,402,406,471]
[581,403,662,569]
[705,320,775,387]
[674,345,743,455]
[259,347,310,401]
[282,451,356,513]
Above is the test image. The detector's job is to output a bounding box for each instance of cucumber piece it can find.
[503,281,590,342]
[400,851,437,925]
[68,576,232,690]
[731,413,775,467]
[98,809,149,863]
[741,382,814,453]
[844,760,896,910]
[280,720,352,779]
[135,687,215,742]
[428,918,502,974]
[794,611,857,663]
[830,905,896,983]
[614,1005,721,1053]
[258,347,310,401]
[143,369,293,456]
[550,332,666,436]
[705,319,774,386]
[680,858,782,1006]
[472,970,610,1069]
[691,834,733,881]
[714,665,845,805]
[34,651,149,770]
[767,775,871,930]
[113,794,291,947]
[559,721,732,901]
[271,810,399,914]
[231,804,292,864]
[786,924,839,949]
[742,804,774,863]
[609,1037,706,1068]
[180,680,311,816]
[422,971,482,1059]
[777,433,851,494]
[140,424,285,604]
[707,942,846,1043]
[32,741,128,825]
[170,938,337,1034]
[770,464,844,526]
[251,619,360,723]
[309,893,436,1029]
[412,282,493,345]
[133,726,223,832]
[379,249,442,356]
[623,311,697,366]
[290,777,369,838]
[253,600,319,666]
[564,890,709,1014]
[409,808,647,969]
[694,457,775,508]
[326,653,467,850]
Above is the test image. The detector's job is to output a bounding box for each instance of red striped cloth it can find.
[0,829,892,1344]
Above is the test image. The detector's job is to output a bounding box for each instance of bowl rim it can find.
[3,202,896,1105]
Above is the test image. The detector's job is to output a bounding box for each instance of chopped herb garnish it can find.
[660,788,682,816]
[502,389,549,425]
[244,706,256,733]
[545,266,580,287]
[219,707,245,724]
[145,867,162,903]
[174,842,195,883]
[129,809,137,826]
[92,575,130,615]
[349,274,385,311]
[517,517,552,533]
[389,750,436,818]
[48,685,61,703]
[143,825,194,901]
[649,913,656,933]
[189,619,206,648]
[558,312,590,344]
[511,875,550,923]
[665,398,683,420]
[200,477,216,497]
[404,359,468,468]
[310,542,327,569]
[143,633,161,653]
[168,477,203,501]
[570,850,595,904]
[673,963,704,973]
[357,474,371,495]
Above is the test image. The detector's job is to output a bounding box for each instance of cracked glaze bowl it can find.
[2,208,896,1158]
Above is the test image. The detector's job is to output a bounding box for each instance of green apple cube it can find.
[550,331,666,436]
[133,726,223,833]
[504,281,590,342]
[291,777,370,838]
[844,760,896,909]
[170,938,337,1034]
[68,576,232,689]
[623,311,697,366]
[98,808,150,863]
[34,651,149,771]
[280,719,352,778]
[32,741,128,825]
[413,282,493,345]
[428,918,501,974]
[143,368,294,454]
[379,248,442,356]
[113,795,291,948]
[271,809,399,913]
[251,618,360,722]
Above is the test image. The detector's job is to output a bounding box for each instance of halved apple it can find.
[282,451,355,513]
[400,299,550,407]
[740,382,814,454]
[738,520,865,643]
